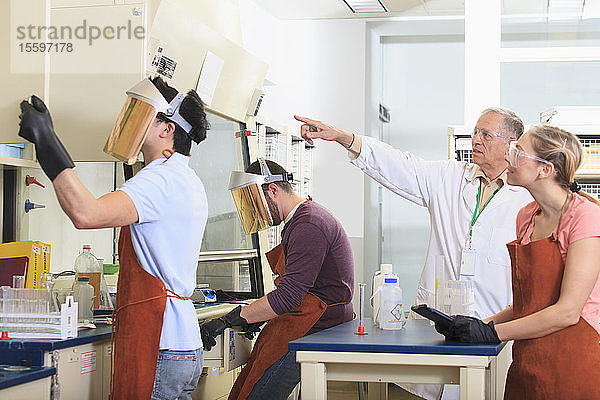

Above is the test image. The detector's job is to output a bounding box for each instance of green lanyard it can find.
[468,180,501,247]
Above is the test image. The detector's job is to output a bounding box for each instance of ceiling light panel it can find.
[343,0,388,13]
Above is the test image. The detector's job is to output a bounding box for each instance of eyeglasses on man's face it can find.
[472,127,513,142]
[508,141,551,168]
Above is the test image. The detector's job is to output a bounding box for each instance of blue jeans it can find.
[151,348,203,400]
[247,350,300,400]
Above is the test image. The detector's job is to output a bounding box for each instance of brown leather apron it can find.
[110,226,188,400]
[228,243,329,400]
[505,218,600,399]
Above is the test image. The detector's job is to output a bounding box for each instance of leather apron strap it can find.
[110,226,168,400]
[228,243,329,400]
[505,234,600,399]
[228,293,327,400]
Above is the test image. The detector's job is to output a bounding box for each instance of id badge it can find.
[460,248,477,276]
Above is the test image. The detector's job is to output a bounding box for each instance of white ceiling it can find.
[250,0,592,20]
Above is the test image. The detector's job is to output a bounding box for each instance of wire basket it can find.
[578,183,600,201]
[0,287,77,339]
[456,150,472,163]
[579,137,600,171]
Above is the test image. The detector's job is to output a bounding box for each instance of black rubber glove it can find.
[242,321,265,340]
[439,315,500,344]
[199,306,253,351]
[18,95,75,181]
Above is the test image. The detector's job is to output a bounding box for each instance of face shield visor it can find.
[229,159,293,234]
[104,78,193,164]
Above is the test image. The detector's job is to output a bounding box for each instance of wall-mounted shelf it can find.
[0,156,39,169]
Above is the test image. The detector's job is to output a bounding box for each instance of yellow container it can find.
[0,241,50,288]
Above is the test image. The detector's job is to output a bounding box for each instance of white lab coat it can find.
[351,136,532,400]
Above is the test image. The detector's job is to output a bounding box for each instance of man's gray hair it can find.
[481,107,524,139]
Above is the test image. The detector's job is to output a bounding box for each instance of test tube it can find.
[354,283,368,335]
[12,275,25,289]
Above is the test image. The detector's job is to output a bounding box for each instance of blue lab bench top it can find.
[289,318,506,356]
[0,365,56,390]
[0,325,112,368]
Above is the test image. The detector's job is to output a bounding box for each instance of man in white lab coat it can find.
[295,108,532,400]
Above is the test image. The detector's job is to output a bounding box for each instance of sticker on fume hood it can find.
[156,55,177,79]
[229,330,235,362]
[148,37,165,69]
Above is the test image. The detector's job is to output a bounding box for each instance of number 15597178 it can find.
[19,42,73,52]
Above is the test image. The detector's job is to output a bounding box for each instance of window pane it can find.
[502,18,600,48]
[501,61,600,123]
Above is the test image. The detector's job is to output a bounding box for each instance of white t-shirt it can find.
[119,153,207,350]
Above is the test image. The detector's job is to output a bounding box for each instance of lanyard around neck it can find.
[469,180,501,243]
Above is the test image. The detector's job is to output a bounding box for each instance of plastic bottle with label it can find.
[372,264,398,327]
[379,277,404,330]
[73,245,113,311]
[73,276,94,323]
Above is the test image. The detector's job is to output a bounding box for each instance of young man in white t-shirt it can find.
[18,77,210,399]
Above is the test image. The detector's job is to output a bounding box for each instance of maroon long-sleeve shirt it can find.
[266,201,355,335]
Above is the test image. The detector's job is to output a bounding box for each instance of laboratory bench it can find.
[289,318,510,400]
[0,325,113,399]
[0,302,252,399]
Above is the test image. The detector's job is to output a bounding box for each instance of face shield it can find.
[104,78,193,164]
[229,159,293,234]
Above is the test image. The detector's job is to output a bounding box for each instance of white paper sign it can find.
[196,51,224,106]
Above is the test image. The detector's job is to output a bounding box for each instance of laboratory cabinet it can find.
[1,0,268,163]
[0,326,113,400]
[0,373,52,400]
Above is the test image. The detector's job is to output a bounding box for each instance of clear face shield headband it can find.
[229,159,294,234]
[508,140,551,168]
[104,78,193,165]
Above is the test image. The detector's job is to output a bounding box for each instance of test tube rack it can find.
[0,286,77,339]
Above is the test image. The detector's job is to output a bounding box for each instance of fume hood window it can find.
[189,112,263,299]
[189,112,250,252]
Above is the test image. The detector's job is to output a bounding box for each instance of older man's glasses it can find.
[472,128,512,142]
[508,141,551,168]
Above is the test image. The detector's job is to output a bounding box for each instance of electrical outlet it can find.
[67,348,79,363]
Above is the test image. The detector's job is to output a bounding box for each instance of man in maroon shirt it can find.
[200,159,355,400]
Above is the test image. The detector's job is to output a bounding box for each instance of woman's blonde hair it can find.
[529,125,599,205]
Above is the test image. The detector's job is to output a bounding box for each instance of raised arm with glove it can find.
[18,95,74,181]
[435,315,501,344]
[200,306,264,351]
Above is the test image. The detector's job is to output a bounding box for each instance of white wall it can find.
[23,163,115,272]
[239,2,367,309]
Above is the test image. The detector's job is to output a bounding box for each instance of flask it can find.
[372,264,398,327]
[379,277,404,330]
[73,245,113,311]
[73,276,94,323]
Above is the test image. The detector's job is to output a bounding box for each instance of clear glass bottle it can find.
[73,245,113,311]
[73,276,94,323]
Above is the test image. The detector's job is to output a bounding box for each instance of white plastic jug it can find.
[379,277,404,330]
[372,264,398,327]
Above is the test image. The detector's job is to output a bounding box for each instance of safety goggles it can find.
[472,128,513,142]
[104,79,192,164]
[229,159,293,234]
[508,141,551,168]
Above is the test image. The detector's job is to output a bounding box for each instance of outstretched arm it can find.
[53,170,138,229]
[19,95,138,229]
[294,115,357,149]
